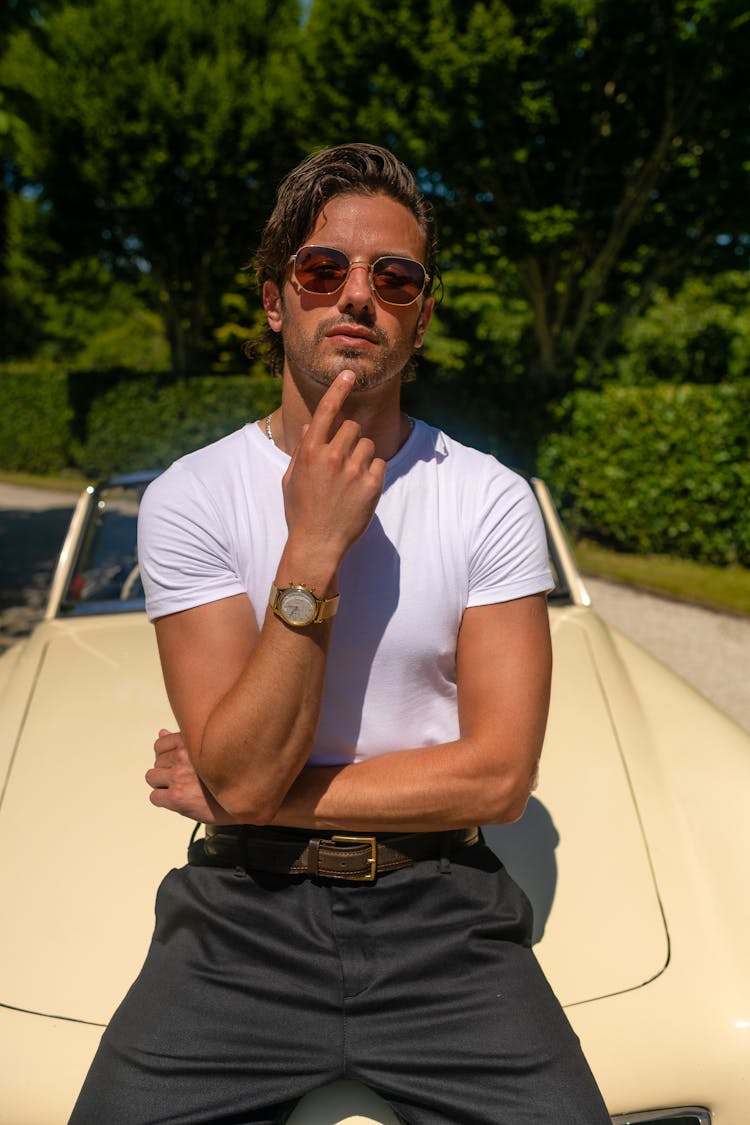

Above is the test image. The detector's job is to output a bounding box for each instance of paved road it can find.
[0,482,81,512]
[1,484,748,733]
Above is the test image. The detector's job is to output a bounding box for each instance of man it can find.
[70,143,609,1124]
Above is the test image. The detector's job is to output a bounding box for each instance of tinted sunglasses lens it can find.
[294,246,349,293]
[372,257,426,304]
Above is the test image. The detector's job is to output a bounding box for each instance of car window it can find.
[61,484,147,613]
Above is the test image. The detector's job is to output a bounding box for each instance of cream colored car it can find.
[1,474,748,1125]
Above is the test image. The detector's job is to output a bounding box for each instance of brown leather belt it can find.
[188,824,479,882]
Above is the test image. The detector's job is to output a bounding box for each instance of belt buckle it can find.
[331,835,377,881]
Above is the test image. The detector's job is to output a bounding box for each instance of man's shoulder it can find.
[174,423,257,474]
[411,419,523,485]
[139,424,271,531]
[146,424,261,495]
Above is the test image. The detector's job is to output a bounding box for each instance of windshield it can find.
[60,479,153,615]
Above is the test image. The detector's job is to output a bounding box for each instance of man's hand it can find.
[146,729,233,824]
[281,370,387,577]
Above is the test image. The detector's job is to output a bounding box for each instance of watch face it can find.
[279,587,317,626]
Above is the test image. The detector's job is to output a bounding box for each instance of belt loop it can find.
[307,838,322,877]
[236,825,251,874]
[438,831,452,874]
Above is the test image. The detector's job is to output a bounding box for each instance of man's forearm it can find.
[272,597,551,832]
[150,596,551,831]
[272,739,538,833]
[149,732,537,831]
[157,595,335,824]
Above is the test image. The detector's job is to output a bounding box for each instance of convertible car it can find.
[1,473,748,1124]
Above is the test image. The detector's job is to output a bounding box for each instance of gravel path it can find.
[585,576,750,734]
[1,484,747,733]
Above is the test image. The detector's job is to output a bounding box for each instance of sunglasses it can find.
[289,245,430,306]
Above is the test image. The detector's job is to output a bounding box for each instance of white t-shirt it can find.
[138,419,552,766]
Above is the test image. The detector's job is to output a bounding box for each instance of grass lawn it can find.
[574,539,750,617]
[0,469,89,492]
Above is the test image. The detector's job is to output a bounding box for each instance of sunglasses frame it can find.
[288,244,430,307]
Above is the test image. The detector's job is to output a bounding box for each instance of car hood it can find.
[0,608,668,1025]
[0,615,189,1025]
[484,605,668,1007]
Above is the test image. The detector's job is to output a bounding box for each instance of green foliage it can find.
[4,0,750,407]
[71,304,170,374]
[1,0,303,370]
[3,192,171,367]
[405,264,542,466]
[538,381,750,565]
[614,272,750,385]
[0,192,52,360]
[212,275,268,373]
[74,373,281,477]
[303,0,750,391]
[1,0,750,564]
[0,363,73,473]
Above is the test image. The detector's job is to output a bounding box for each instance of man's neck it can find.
[272,371,410,461]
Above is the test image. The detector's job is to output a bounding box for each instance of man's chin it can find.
[287,346,408,393]
[308,361,399,392]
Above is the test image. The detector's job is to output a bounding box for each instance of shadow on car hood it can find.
[483,608,668,1007]
[0,609,668,1023]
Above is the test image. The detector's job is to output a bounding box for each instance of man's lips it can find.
[324,324,379,345]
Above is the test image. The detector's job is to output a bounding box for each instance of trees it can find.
[1,0,749,441]
[2,0,303,371]
[0,0,60,357]
[615,272,750,386]
[303,0,750,397]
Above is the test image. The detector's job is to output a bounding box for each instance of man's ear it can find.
[414,295,435,348]
[263,280,283,333]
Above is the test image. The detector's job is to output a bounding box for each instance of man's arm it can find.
[276,592,551,830]
[153,370,386,824]
[148,592,552,830]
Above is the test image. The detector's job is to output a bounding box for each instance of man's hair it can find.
[250,142,439,377]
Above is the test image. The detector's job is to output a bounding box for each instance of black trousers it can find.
[69,839,610,1125]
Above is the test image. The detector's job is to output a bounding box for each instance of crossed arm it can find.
[146,370,552,832]
[148,592,552,831]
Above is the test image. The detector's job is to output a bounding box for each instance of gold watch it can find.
[269,583,340,628]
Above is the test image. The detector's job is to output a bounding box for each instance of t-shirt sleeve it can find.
[466,463,553,607]
[137,463,245,622]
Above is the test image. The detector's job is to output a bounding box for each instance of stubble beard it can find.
[283,315,417,392]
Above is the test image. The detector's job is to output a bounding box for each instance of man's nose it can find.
[337,260,374,312]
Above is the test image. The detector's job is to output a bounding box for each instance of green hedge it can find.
[74,374,281,477]
[537,381,750,565]
[0,365,73,473]
[0,367,282,478]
